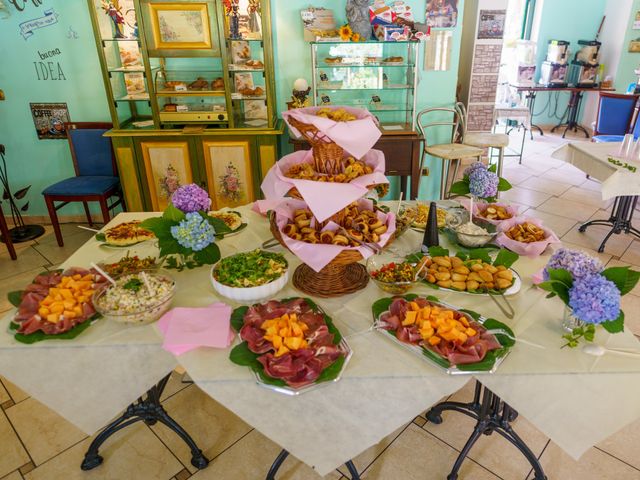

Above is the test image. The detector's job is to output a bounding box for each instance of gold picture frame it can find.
[203,140,254,209]
[149,3,212,50]
[141,141,193,210]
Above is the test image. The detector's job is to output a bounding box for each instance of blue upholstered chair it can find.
[43,122,122,246]
[592,92,639,143]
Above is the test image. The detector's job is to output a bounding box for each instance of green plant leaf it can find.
[315,355,345,384]
[229,341,262,367]
[547,268,573,286]
[497,177,513,192]
[602,267,640,296]
[467,248,492,264]
[493,249,519,268]
[602,310,625,334]
[158,240,184,258]
[8,291,22,308]
[140,216,171,234]
[428,246,450,258]
[162,204,186,222]
[193,243,221,266]
[230,306,249,332]
[12,315,101,344]
[94,233,106,242]
[206,216,231,234]
[405,251,424,264]
[488,163,497,173]
[448,180,470,197]
[538,280,570,304]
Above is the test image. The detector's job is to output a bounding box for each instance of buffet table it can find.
[2,204,640,478]
[552,141,640,252]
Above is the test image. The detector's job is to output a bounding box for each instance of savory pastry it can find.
[163,103,178,112]
[478,204,512,221]
[211,77,225,90]
[285,156,373,182]
[103,221,155,246]
[365,56,381,63]
[324,56,343,64]
[504,222,547,243]
[315,107,357,122]
[239,86,264,96]
[188,77,209,90]
[416,255,514,293]
[164,81,187,91]
[207,210,242,231]
[382,56,404,63]
[408,204,447,229]
[245,59,264,68]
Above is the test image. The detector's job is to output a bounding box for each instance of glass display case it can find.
[310,41,419,131]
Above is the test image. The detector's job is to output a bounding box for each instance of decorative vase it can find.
[345,0,372,40]
[562,306,585,333]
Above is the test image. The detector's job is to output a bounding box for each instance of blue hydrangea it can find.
[467,167,499,198]
[170,212,216,252]
[543,248,603,281]
[464,162,487,177]
[568,274,621,324]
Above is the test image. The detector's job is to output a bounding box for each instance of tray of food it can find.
[8,268,108,343]
[229,297,351,394]
[407,247,521,296]
[406,203,448,229]
[95,221,155,248]
[207,210,247,238]
[372,294,514,374]
[495,218,560,257]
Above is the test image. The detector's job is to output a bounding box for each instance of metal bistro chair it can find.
[456,102,510,180]
[43,122,122,247]
[592,92,640,143]
[417,107,483,200]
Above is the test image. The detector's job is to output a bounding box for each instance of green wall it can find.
[531,0,606,126]
[615,0,640,90]
[0,0,466,218]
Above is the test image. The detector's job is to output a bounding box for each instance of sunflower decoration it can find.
[351,32,361,42]
[339,24,353,41]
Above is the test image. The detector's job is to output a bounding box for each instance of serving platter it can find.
[372,294,514,374]
[229,297,352,395]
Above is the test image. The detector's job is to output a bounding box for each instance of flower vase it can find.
[562,306,585,333]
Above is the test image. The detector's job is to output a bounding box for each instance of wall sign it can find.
[477,9,505,40]
[19,8,59,39]
[29,102,70,139]
[33,47,66,80]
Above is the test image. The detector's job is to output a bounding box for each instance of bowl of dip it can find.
[454,220,497,248]
[93,271,175,325]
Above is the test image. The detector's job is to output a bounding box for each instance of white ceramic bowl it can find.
[210,266,289,304]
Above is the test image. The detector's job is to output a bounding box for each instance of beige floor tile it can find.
[0,379,10,406]
[523,209,580,238]
[597,417,640,470]
[0,267,55,313]
[0,378,29,404]
[528,442,640,480]
[423,393,548,480]
[0,410,30,478]
[502,168,534,186]
[556,161,587,175]
[557,241,613,266]
[362,424,499,480]
[159,370,191,402]
[189,429,342,480]
[31,231,94,266]
[562,224,634,257]
[1,470,24,480]
[149,385,252,473]
[520,154,563,174]
[24,423,183,480]
[620,294,640,336]
[5,398,86,466]
[0,248,51,282]
[606,259,640,296]
[542,168,590,187]
[620,241,640,266]
[580,177,603,192]
[500,186,552,208]
[518,176,573,196]
[536,197,599,222]
[560,186,613,209]
[338,424,409,474]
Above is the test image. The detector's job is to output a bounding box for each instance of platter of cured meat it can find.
[372,294,514,374]
[8,268,108,344]
[229,297,351,395]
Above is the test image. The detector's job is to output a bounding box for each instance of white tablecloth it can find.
[552,142,640,200]
[493,105,532,129]
[1,205,640,476]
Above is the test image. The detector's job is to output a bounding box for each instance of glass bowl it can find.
[366,251,417,294]
[93,270,175,325]
[453,219,497,248]
[97,246,161,277]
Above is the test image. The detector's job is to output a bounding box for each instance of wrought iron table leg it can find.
[426,380,547,480]
[579,196,640,253]
[266,450,361,480]
[81,373,208,471]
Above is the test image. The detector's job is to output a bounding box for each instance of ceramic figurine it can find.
[290,78,311,108]
[346,0,371,40]
[101,0,125,39]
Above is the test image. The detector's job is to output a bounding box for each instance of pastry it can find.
[245,60,264,68]
[478,204,512,221]
[417,256,514,292]
[324,57,343,64]
[188,77,208,90]
[207,211,242,231]
[163,103,178,112]
[383,56,404,63]
[239,86,264,96]
[211,77,225,90]
[103,221,155,246]
[164,81,187,90]
[315,107,357,122]
[504,222,547,243]
[285,156,373,182]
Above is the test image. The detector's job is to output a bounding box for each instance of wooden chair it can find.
[43,122,122,246]
[416,107,483,199]
[0,202,17,260]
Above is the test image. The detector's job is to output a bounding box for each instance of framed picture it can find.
[425,0,458,28]
[30,103,70,140]
[630,39,640,53]
[477,9,505,40]
[203,140,254,209]
[140,141,193,210]
[633,11,640,30]
[149,3,212,49]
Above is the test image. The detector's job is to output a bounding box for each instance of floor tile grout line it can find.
[0,470,25,480]
[209,427,255,462]
[524,439,550,480]
[28,244,54,267]
[160,381,193,404]
[593,445,640,473]
[144,423,191,474]
[1,407,37,469]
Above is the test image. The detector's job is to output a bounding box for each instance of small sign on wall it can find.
[478,10,506,39]
[633,11,640,29]
[29,102,70,139]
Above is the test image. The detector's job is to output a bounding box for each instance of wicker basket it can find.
[288,116,345,175]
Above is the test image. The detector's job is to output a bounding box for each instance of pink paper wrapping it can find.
[495,217,561,258]
[252,199,282,216]
[459,199,520,226]
[261,149,389,222]
[157,303,235,356]
[282,106,382,159]
[275,198,396,272]
[531,268,545,285]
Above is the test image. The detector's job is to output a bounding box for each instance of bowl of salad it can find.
[366,251,417,294]
[211,249,289,303]
[93,270,175,325]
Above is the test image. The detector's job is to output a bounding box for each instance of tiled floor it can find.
[2,129,640,479]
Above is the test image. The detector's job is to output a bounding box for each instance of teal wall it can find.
[615,0,640,90]
[531,0,606,126]
[0,0,466,218]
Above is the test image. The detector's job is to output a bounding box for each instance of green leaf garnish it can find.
[123,278,143,292]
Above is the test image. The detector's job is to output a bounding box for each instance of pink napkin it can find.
[531,268,545,285]
[495,217,561,258]
[261,149,389,222]
[157,303,235,356]
[282,106,381,159]
[459,199,520,226]
[274,198,396,272]
[252,199,282,216]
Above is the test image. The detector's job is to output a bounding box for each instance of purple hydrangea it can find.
[543,248,603,281]
[171,184,211,213]
[468,167,499,198]
[568,274,620,324]
[464,162,487,177]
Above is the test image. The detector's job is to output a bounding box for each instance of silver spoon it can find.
[582,344,640,358]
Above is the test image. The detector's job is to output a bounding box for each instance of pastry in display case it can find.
[311,41,418,131]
